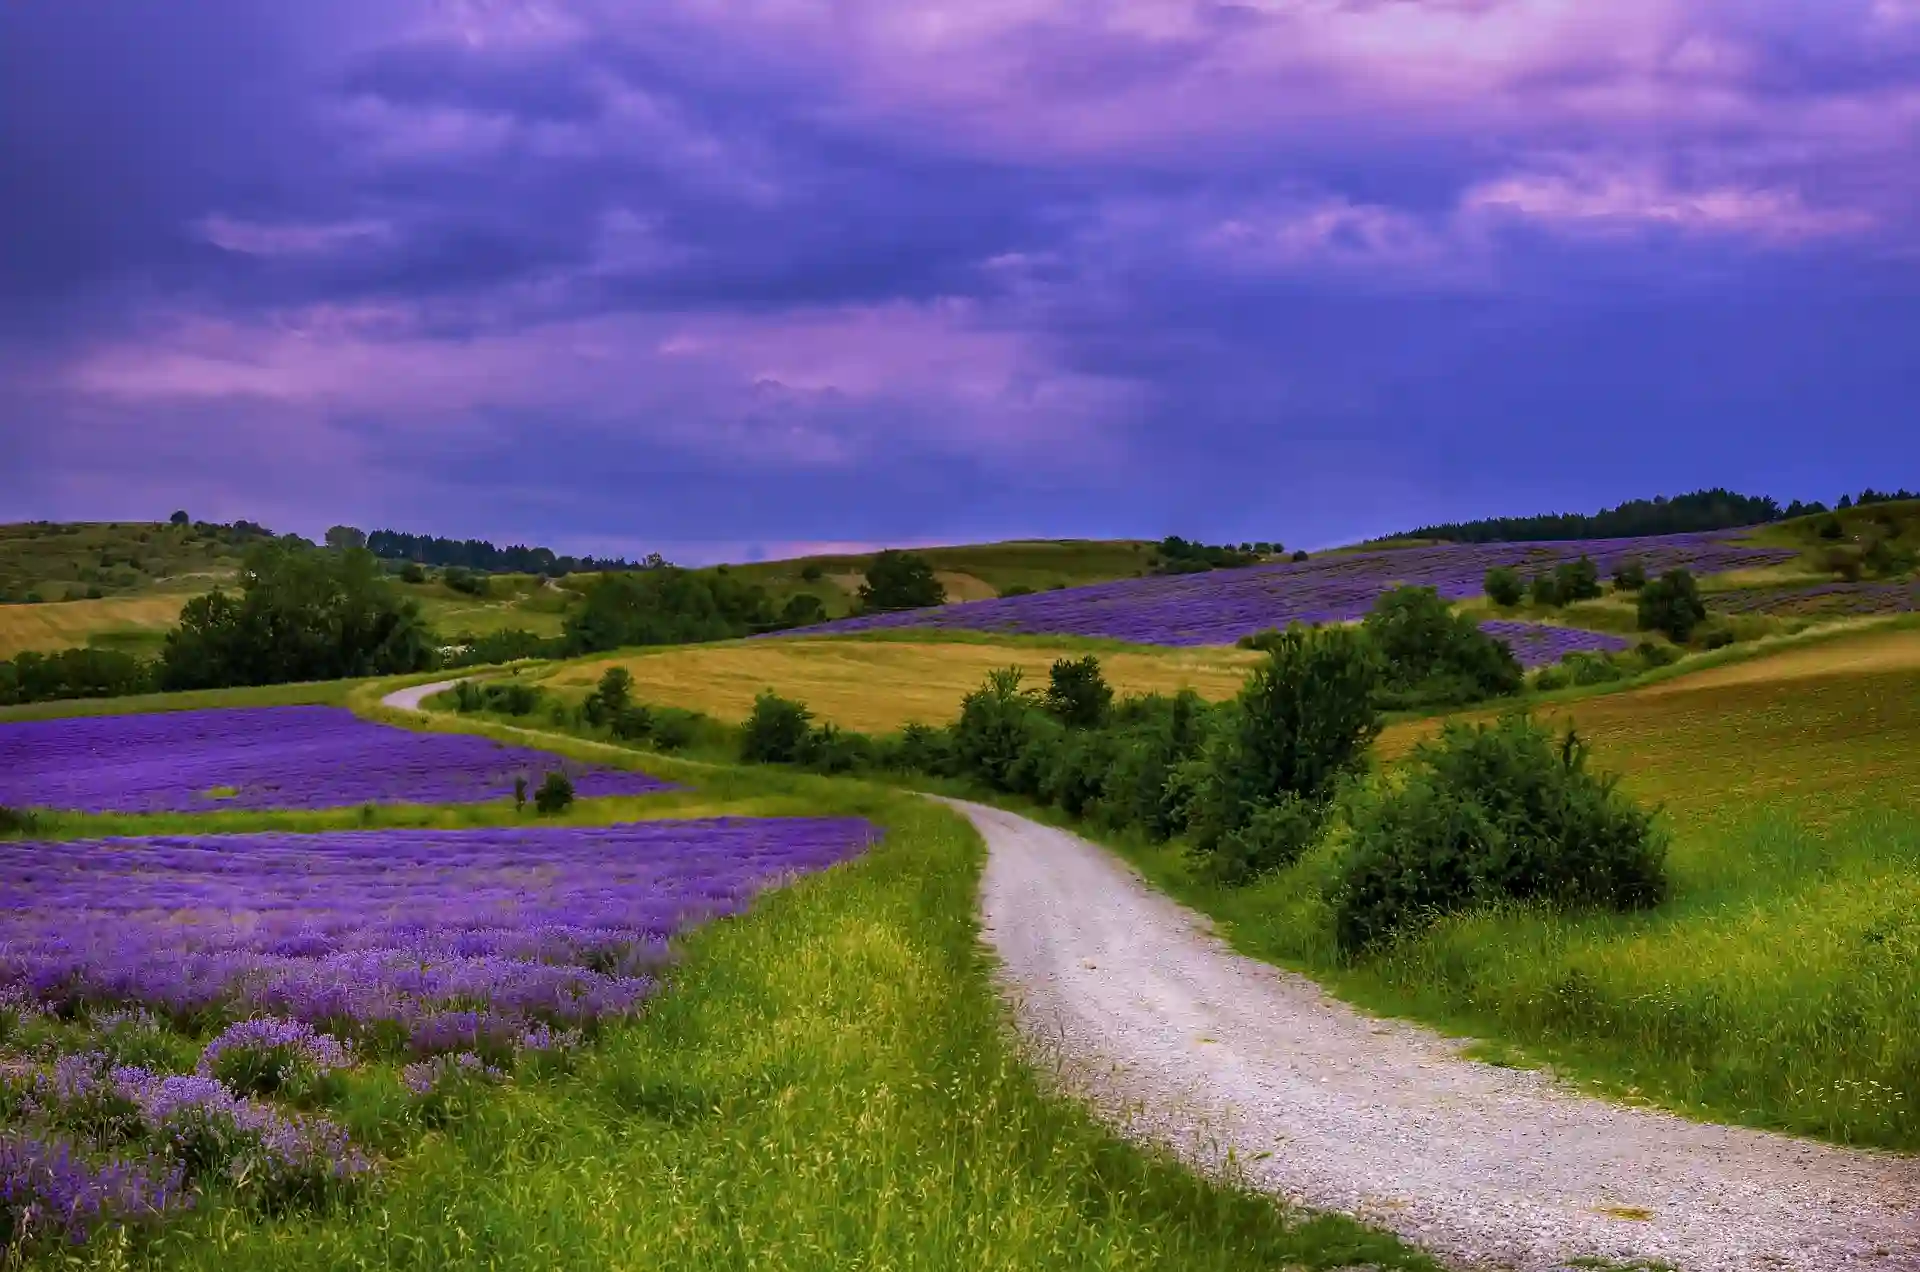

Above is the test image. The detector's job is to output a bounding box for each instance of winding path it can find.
[377,683,1916,1268]
[956,797,1918,1272]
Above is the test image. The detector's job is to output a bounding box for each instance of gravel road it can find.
[380,679,463,712]
[956,796,1919,1272]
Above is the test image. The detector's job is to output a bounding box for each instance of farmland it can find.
[0,693,1431,1269]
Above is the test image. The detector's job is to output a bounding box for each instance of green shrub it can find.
[452,680,483,713]
[883,721,954,775]
[798,563,824,583]
[1699,624,1737,651]
[399,562,427,584]
[1817,515,1845,539]
[1637,568,1708,642]
[797,723,874,775]
[533,771,575,815]
[1331,716,1667,954]
[952,668,1047,792]
[1822,545,1864,582]
[998,584,1035,598]
[1611,559,1648,592]
[1098,691,1212,839]
[1552,555,1602,602]
[740,690,814,764]
[648,708,701,753]
[1483,567,1524,607]
[1042,655,1113,729]
[1363,586,1523,710]
[1040,729,1116,818]
[442,567,490,597]
[776,594,828,629]
[1528,572,1560,607]
[0,807,40,837]
[582,667,635,727]
[1864,537,1917,579]
[609,704,654,742]
[1531,665,1571,692]
[858,550,946,613]
[1208,794,1325,884]
[1291,550,1309,562]
[1186,625,1379,878]
[1634,639,1680,668]
[1560,651,1628,686]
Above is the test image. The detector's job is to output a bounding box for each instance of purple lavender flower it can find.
[0,706,675,814]
[0,1133,187,1247]
[400,1052,504,1097]
[197,1017,353,1097]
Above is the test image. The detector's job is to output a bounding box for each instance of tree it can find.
[1362,585,1523,709]
[325,525,368,552]
[1042,655,1113,729]
[1484,566,1524,607]
[563,568,776,653]
[169,510,190,527]
[777,594,827,629]
[1612,559,1648,592]
[1637,568,1708,643]
[159,540,437,690]
[1552,555,1602,602]
[739,691,814,764]
[1528,572,1561,607]
[858,551,946,613]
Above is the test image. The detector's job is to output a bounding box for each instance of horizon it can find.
[2,2,1916,556]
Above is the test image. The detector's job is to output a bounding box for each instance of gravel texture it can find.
[381,679,464,712]
[954,797,1920,1272]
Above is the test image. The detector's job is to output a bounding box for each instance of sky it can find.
[1,0,1916,564]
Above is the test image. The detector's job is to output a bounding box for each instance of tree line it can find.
[358,528,657,577]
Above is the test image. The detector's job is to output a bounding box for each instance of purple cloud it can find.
[0,0,1915,551]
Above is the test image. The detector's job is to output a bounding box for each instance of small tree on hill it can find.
[1612,559,1648,592]
[1637,568,1708,642]
[858,551,946,613]
[1553,555,1602,602]
[1484,566,1524,607]
[739,690,813,764]
[169,510,190,527]
[325,525,368,552]
[1528,572,1561,607]
[533,771,575,816]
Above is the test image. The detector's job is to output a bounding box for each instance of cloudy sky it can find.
[2,1,1915,562]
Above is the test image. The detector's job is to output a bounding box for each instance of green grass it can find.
[0,519,245,603]
[20,715,1435,1272]
[0,677,369,723]
[1070,629,1920,1151]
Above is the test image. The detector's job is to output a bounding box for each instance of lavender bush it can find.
[0,706,674,814]
[796,531,1795,647]
[1476,622,1633,668]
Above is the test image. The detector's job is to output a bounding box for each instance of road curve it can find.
[380,679,464,713]
[954,796,1919,1272]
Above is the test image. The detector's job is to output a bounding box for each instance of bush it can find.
[648,708,701,753]
[1097,691,1212,839]
[776,594,828,629]
[998,584,1035,598]
[1552,555,1602,602]
[796,723,874,775]
[1636,568,1708,642]
[0,647,156,706]
[609,704,654,742]
[399,562,427,584]
[442,567,490,597]
[798,563,824,583]
[1363,586,1524,710]
[1559,650,1628,686]
[1291,550,1309,562]
[1483,566,1524,607]
[533,772,575,815]
[1634,639,1680,669]
[1864,537,1917,579]
[0,807,39,837]
[883,721,954,776]
[1040,728,1116,818]
[1822,545,1864,582]
[1042,655,1112,729]
[1186,625,1380,878]
[1699,624,1737,651]
[1527,571,1560,607]
[739,690,814,764]
[1817,515,1845,540]
[582,667,635,727]
[951,668,1047,792]
[1611,559,1648,592]
[1331,716,1668,954]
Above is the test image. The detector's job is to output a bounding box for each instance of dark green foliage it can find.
[563,568,776,652]
[1400,488,1783,544]
[886,721,955,775]
[858,551,947,613]
[1635,639,1680,669]
[160,541,436,690]
[1483,566,1524,607]
[798,563,825,583]
[1637,568,1708,642]
[776,594,828,629]
[399,562,428,584]
[1700,625,1737,651]
[445,628,565,668]
[647,708,701,753]
[1528,572,1560,607]
[442,567,490,597]
[1864,536,1917,579]
[1331,717,1667,954]
[1552,555,1602,602]
[513,776,528,812]
[1150,536,1261,576]
[1291,550,1309,562]
[739,691,814,764]
[533,771,575,816]
[1823,545,1864,582]
[0,647,156,705]
[169,511,190,527]
[366,529,652,577]
[1363,586,1524,710]
[796,723,874,776]
[999,584,1035,598]
[324,526,367,552]
[1186,625,1381,879]
[1040,728,1117,818]
[452,680,544,717]
[1611,559,1648,592]
[951,668,1047,792]
[1099,691,1213,840]
[0,807,40,837]
[1817,516,1845,540]
[609,705,654,742]
[581,667,634,728]
[1042,655,1113,729]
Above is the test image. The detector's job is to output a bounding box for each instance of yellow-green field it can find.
[0,595,190,659]
[549,638,1263,732]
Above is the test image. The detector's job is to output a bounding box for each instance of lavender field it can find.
[0,705,673,813]
[1707,580,1920,618]
[801,531,1796,647]
[0,817,877,1243]
[1476,622,1632,667]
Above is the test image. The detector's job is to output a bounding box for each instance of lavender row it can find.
[797,531,1796,647]
[0,819,875,1046]
[1706,580,1920,617]
[1477,622,1633,668]
[0,706,673,814]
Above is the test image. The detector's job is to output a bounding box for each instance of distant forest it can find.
[364,529,660,576]
[1399,487,1919,545]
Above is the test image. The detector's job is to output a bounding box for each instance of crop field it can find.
[0,596,191,660]
[1117,623,1920,1150]
[0,521,244,604]
[800,531,1796,645]
[0,692,1428,1269]
[549,638,1266,731]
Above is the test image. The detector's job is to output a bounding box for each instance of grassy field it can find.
[1093,622,1920,1150]
[0,676,368,723]
[547,638,1263,732]
[0,594,191,659]
[3,706,1434,1272]
[0,520,242,602]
